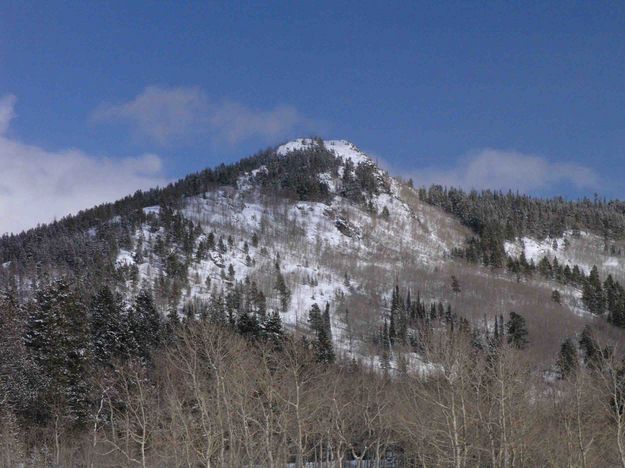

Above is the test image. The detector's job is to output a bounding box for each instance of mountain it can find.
[3,138,624,365]
[2,138,625,465]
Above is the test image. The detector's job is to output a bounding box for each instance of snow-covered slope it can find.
[112,139,471,365]
[108,138,616,369]
[505,230,625,281]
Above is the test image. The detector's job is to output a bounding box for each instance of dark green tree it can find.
[128,288,161,360]
[506,311,528,349]
[90,286,129,366]
[556,338,578,378]
[24,280,91,427]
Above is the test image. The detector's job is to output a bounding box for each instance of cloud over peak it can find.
[92,86,317,146]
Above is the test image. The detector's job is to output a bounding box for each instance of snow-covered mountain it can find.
[2,138,624,369]
[79,138,619,368]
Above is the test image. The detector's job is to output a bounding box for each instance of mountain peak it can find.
[276,138,372,166]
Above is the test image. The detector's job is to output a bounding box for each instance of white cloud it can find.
[91,86,316,146]
[407,149,600,193]
[0,95,167,235]
[0,95,16,134]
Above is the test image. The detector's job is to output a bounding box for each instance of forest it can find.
[2,275,625,466]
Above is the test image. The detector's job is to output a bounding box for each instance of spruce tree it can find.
[506,311,529,349]
[308,303,334,363]
[90,286,128,366]
[557,338,578,378]
[583,266,605,315]
[275,268,290,312]
[451,275,461,293]
[128,288,161,360]
[0,290,43,424]
[263,310,284,347]
[237,310,260,339]
[24,280,91,427]
[579,325,601,368]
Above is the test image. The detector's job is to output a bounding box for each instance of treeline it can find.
[421,185,625,268]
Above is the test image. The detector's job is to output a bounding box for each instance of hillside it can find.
[2,138,625,367]
[2,138,625,465]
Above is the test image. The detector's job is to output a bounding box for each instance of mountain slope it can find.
[1,138,624,369]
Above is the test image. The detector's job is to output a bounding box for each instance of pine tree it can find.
[0,290,43,424]
[389,284,399,344]
[208,290,226,324]
[314,320,335,364]
[308,303,334,363]
[380,320,391,371]
[323,303,333,343]
[583,265,605,315]
[557,338,578,378]
[237,310,260,339]
[263,310,284,347]
[128,288,161,360]
[579,325,601,368]
[275,268,290,312]
[24,280,91,427]
[164,306,181,343]
[506,311,529,349]
[90,286,128,366]
[451,275,461,293]
[308,303,323,333]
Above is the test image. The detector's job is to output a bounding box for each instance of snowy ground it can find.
[505,230,625,280]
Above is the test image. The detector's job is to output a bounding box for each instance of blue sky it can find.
[0,1,624,233]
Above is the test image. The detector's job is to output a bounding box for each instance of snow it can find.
[276,138,372,167]
[324,139,372,166]
[105,140,476,373]
[143,206,160,215]
[276,138,316,156]
[504,233,592,273]
[116,249,135,267]
[505,230,625,280]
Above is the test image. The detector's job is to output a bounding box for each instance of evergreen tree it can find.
[24,280,91,427]
[506,311,529,349]
[208,290,226,324]
[275,268,290,312]
[579,325,602,368]
[451,275,461,293]
[164,305,181,343]
[128,288,161,360]
[263,310,284,347]
[308,303,323,333]
[0,290,44,424]
[323,303,333,343]
[90,286,128,366]
[557,338,578,378]
[308,303,334,363]
[237,310,260,339]
[583,266,605,315]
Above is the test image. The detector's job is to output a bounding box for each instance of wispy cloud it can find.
[92,85,318,146]
[407,149,600,193]
[0,95,167,235]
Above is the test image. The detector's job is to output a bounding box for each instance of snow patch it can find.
[116,250,135,267]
